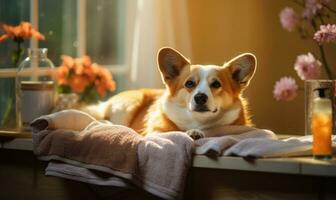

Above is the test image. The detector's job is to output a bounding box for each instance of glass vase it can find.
[16,48,55,131]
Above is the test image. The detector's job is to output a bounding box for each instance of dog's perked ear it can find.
[157,47,190,84]
[226,53,257,88]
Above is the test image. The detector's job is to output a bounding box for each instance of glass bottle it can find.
[311,87,333,160]
[16,48,55,131]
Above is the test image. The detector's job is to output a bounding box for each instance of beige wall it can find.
[182,0,336,135]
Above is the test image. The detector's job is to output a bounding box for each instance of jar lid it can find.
[21,81,54,91]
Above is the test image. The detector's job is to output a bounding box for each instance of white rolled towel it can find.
[30,109,96,132]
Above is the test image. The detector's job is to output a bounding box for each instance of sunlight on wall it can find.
[180,0,336,134]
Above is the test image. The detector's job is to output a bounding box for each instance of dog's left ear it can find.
[226,53,257,88]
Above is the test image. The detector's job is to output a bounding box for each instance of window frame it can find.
[0,0,131,80]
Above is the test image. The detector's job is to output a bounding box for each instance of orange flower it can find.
[100,68,116,91]
[94,68,116,97]
[57,55,116,102]
[61,55,75,69]
[56,65,69,85]
[69,75,90,93]
[84,63,100,82]
[0,21,45,42]
[96,83,107,97]
[73,56,92,75]
[81,55,92,67]
[74,61,84,75]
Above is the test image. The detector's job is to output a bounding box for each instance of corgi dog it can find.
[86,47,257,139]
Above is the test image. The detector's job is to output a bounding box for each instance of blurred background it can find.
[1,0,336,134]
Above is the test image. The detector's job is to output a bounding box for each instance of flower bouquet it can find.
[273,0,336,101]
[56,55,116,106]
[0,21,44,128]
[0,21,45,66]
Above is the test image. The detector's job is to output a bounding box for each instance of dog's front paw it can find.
[187,129,205,140]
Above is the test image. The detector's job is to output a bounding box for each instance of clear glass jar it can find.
[16,48,55,131]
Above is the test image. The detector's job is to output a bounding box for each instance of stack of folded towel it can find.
[31,110,193,200]
[31,109,336,200]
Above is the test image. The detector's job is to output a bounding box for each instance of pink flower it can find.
[279,7,300,32]
[273,77,298,101]
[294,53,321,80]
[303,0,330,19]
[313,24,336,44]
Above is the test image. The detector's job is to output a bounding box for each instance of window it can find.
[0,0,131,129]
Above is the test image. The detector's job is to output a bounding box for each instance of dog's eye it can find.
[210,80,221,88]
[185,80,196,88]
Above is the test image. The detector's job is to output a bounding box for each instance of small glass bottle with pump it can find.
[311,87,333,160]
[16,48,55,131]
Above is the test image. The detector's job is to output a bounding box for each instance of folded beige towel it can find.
[31,110,193,200]
[137,131,193,199]
[33,120,142,177]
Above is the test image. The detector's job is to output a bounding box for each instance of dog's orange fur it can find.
[217,68,253,126]
[88,47,256,136]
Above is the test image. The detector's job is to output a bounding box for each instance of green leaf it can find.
[57,85,72,94]
[1,97,13,127]
[11,46,24,67]
[80,85,100,104]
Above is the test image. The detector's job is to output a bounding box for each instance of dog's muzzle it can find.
[193,93,212,112]
[192,93,218,113]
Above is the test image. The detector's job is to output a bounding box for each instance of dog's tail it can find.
[81,100,112,120]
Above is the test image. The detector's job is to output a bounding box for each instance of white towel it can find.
[195,126,277,156]
[30,109,96,132]
[195,129,336,158]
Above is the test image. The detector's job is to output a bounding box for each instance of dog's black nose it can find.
[194,93,208,105]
